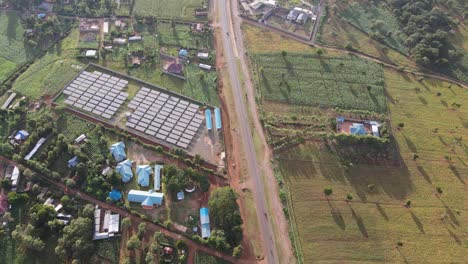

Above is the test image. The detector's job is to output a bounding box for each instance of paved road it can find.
[0,156,238,263]
[215,0,280,263]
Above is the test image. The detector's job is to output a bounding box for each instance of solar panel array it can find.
[63,71,129,119]
[126,87,204,149]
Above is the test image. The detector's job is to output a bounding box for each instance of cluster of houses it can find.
[163,48,214,78]
[93,205,121,240]
[286,7,316,25]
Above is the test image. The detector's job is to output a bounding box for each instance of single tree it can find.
[324,188,333,197]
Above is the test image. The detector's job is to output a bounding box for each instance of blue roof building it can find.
[14,130,29,141]
[137,165,151,187]
[128,190,164,209]
[205,109,212,130]
[110,142,126,162]
[37,13,46,19]
[116,159,133,183]
[350,123,367,136]
[214,108,222,130]
[200,207,211,238]
[179,49,189,58]
[67,156,79,168]
[154,165,163,191]
[108,190,122,201]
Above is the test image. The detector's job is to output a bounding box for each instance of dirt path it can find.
[241,18,468,89]
[0,156,239,264]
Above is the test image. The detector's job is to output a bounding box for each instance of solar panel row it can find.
[125,87,204,149]
[63,71,129,119]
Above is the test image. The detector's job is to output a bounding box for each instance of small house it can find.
[85,50,98,58]
[14,130,29,141]
[113,38,127,45]
[74,134,86,144]
[110,142,126,162]
[108,190,122,201]
[287,9,300,21]
[127,190,164,209]
[198,63,212,71]
[165,63,183,75]
[136,165,151,187]
[67,156,79,168]
[197,52,209,60]
[128,35,142,41]
[178,49,189,58]
[350,123,367,136]
[11,166,20,187]
[116,159,133,183]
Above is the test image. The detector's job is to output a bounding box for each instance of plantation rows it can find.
[255,53,387,113]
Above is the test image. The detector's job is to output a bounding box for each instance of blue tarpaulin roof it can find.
[109,190,122,201]
[110,142,126,162]
[205,109,212,130]
[116,159,133,183]
[177,191,185,200]
[336,117,345,123]
[137,165,151,187]
[128,190,164,207]
[67,156,79,168]
[179,49,189,57]
[350,123,367,135]
[14,130,29,141]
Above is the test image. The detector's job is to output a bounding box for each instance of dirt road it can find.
[0,156,238,263]
[214,0,295,263]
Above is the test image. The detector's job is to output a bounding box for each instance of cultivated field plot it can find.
[339,2,407,54]
[62,71,129,119]
[254,53,387,112]
[156,23,213,50]
[134,0,206,20]
[0,11,37,82]
[126,87,204,148]
[278,72,468,263]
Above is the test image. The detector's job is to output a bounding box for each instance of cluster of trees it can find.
[163,165,210,195]
[23,16,73,48]
[74,0,117,17]
[389,0,463,67]
[206,187,243,253]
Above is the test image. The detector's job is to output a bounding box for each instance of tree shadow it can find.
[445,206,460,226]
[416,165,432,184]
[403,135,417,153]
[396,247,409,264]
[440,99,448,108]
[447,228,462,245]
[438,135,447,146]
[375,203,389,221]
[282,56,295,76]
[417,96,428,105]
[409,211,425,234]
[449,165,465,185]
[329,201,346,230]
[6,12,18,43]
[384,88,396,105]
[350,207,368,238]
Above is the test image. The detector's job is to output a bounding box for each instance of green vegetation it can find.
[12,29,84,99]
[134,0,207,21]
[339,2,407,53]
[156,22,213,50]
[194,251,229,264]
[253,52,387,112]
[94,238,121,263]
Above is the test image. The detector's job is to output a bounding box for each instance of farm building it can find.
[205,109,213,130]
[127,190,164,209]
[14,130,29,141]
[200,207,211,238]
[165,62,184,75]
[113,38,127,45]
[67,156,79,168]
[129,35,142,41]
[214,108,222,130]
[108,190,122,201]
[24,138,46,160]
[154,165,163,191]
[110,142,126,162]
[137,165,152,187]
[336,117,382,137]
[116,159,133,183]
[103,21,109,34]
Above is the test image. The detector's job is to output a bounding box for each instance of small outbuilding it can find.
[177,191,185,200]
[178,49,189,58]
[108,190,122,201]
[67,156,79,168]
[200,207,211,238]
[14,130,29,141]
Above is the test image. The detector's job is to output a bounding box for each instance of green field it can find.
[278,71,468,263]
[194,252,229,264]
[134,0,207,21]
[0,11,37,82]
[156,22,213,50]
[12,29,84,99]
[339,2,407,54]
[253,52,387,112]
